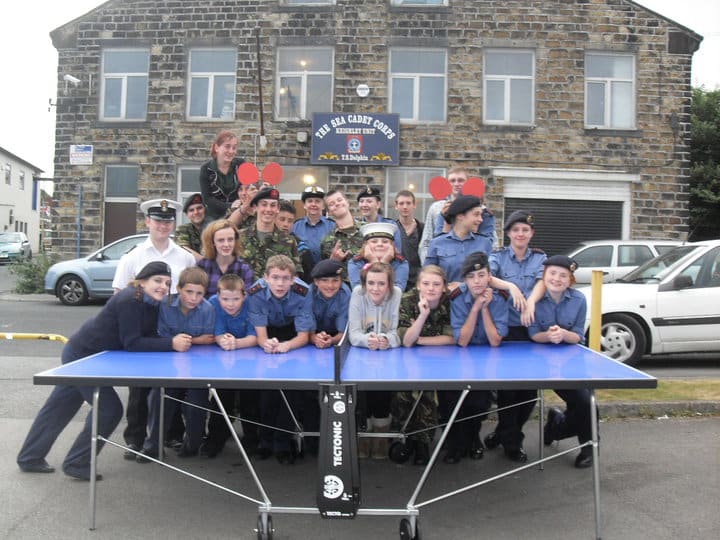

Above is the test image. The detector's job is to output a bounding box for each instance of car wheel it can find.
[57,275,89,306]
[600,314,646,365]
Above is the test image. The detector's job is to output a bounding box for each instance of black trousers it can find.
[438,390,492,452]
[123,387,184,447]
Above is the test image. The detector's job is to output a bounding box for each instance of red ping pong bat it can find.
[261,162,283,185]
[462,177,485,198]
[237,162,260,185]
[429,176,452,201]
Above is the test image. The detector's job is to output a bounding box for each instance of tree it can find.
[688,88,720,240]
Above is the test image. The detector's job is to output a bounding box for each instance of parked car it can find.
[44,234,148,305]
[0,232,32,263]
[578,240,720,365]
[565,239,682,284]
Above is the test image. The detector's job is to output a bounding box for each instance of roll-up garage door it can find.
[503,198,623,256]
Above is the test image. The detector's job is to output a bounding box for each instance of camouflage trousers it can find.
[390,391,438,446]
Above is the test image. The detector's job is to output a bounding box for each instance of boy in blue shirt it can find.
[247,255,315,463]
[309,259,351,348]
[138,267,215,462]
[201,273,258,458]
[441,252,509,464]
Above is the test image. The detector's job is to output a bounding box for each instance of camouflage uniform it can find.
[319,220,365,279]
[391,289,453,446]
[238,222,302,278]
[174,218,210,255]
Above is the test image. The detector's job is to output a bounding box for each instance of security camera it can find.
[63,74,81,86]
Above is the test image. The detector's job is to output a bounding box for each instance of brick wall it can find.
[50,0,699,257]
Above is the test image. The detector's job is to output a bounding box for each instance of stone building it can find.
[49,0,702,258]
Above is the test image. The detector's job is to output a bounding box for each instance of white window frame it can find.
[4,164,10,185]
[389,48,447,123]
[585,52,636,130]
[483,49,535,126]
[18,170,25,191]
[177,165,202,225]
[276,47,334,121]
[187,48,237,121]
[100,48,150,121]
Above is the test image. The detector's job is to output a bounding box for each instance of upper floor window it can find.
[391,0,447,5]
[390,48,447,123]
[3,164,10,185]
[188,49,237,121]
[105,165,139,200]
[483,49,535,125]
[101,49,149,121]
[585,53,635,129]
[18,171,25,190]
[276,48,334,121]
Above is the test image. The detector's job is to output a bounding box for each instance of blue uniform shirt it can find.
[347,256,410,291]
[209,295,257,338]
[425,231,493,283]
[246,277,316,332]
[489,247,547,327]
[450,284,509,344]
[158,295,216,338]
[292,216,336,265]
[311,282,352,335]
[528,288,587,344]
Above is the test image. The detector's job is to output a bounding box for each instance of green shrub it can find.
[8,253,59,294]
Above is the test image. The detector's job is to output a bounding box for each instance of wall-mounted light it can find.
[296,131,308,144]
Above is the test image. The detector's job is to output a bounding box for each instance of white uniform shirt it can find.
[112,237,195,293]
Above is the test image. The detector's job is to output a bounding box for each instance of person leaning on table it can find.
[16,262,189,481]
[528,254,595,469]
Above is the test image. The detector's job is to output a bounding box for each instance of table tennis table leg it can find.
[590,390,602,540]
[209,388,272,507]
[158,387,165,462]
[89,387,99,530]
[538,389,545,470]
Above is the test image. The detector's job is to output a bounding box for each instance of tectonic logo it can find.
[332,420,343,466]
[323,474,344,499]
[333,400,346,414]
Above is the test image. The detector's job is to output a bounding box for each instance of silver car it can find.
[0,232,32,263]
[44,234,147,305]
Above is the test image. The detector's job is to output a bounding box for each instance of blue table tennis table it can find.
[34,341,656,540]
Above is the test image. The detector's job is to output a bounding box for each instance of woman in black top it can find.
[16,262,187,480]
[198,130,246,220]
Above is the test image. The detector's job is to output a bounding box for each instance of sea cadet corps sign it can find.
[311,113,400,166]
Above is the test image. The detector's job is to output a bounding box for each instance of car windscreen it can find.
[0,233,21,243]
[617,245,698,283]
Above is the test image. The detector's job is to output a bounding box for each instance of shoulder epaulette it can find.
[449,287,463,301]
[492,247,504,253]
[394,254,406,263]
[292,282,309,296]
[531,247,546,254]
[483,207,494,216]
[351,254,364,262]
[247,282,265,296]
[497,289,509,300]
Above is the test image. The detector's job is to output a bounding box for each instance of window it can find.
[105,165,139,200]
[585,53,635,129]
[573,245,613,268]
[276,48,333,120]
[391,0,446,6]
[101,49,150,121]
[178,165,202,225]
[386,167,445,220]
[4,164,10,185]
[390,49,447,122]
[18,171,25,190]
[618,245,653,267]
[483,49,534,125]
[187,49,237,120]
[279,166,329,200]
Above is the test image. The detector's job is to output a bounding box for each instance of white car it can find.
[566,239,681,284]
[578,240,720,365]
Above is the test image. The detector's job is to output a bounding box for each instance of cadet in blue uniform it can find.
[292,186,336,266]
[347,222,410,290]
[529,255,594,468]
[425,195,493,285]
[17,262,182,480]
[309,259,351,348]
[443,252,509,464]
[247,255,316,463]
[357,186,403,250]
[484,210,547,462]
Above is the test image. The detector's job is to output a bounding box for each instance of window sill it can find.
[584,128,643,138]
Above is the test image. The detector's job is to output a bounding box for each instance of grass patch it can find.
[544,379,720,403]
